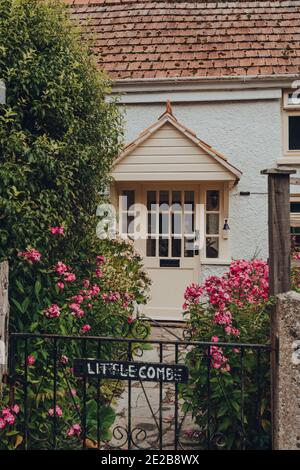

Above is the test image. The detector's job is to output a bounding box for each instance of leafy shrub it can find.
[181,260,271,450]
[0,230,151,449]
[0,0,123,263]
[0,0,152,450]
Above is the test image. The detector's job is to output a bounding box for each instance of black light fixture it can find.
[223,219,230,239]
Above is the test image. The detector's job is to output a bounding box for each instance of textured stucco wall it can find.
[120,99,282,276]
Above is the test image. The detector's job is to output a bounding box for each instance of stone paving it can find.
[109,324,200,450]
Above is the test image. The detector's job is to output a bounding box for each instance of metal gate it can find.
[8,330,271,450]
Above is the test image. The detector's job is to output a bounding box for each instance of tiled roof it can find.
[66,0,300,80]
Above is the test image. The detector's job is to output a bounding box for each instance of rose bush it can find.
[0,231,151,449]
[11,234,150,337]
[181,260,272,450]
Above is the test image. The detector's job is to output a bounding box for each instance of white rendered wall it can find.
[119,98,282,280]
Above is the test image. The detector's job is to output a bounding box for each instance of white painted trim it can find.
[111,88,282,104]
[113,74,300,90]
[201,259,231,266]
[278,158,300,165]
[281,108,300,160]
[283,90,300,109]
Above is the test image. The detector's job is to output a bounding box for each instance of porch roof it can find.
[112,102,242,183]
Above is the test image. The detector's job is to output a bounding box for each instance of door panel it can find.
[143,267,196,320]
[141,186,200,320]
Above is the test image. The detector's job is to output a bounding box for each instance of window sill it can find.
[201,259,231,266]
[278,157,300,165]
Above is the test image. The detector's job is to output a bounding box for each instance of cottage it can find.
[68,0,300,320]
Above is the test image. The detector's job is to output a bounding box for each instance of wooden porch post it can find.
[261,167,296,449]
[261,167,296,296]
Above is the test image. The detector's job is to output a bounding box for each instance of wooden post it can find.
[261,167,296,449]
[0,260,9,398]
[261,167,296,296]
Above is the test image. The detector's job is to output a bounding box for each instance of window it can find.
[205,190,220,258]
[283,91,300,157]
[146,190,195,258]
[284,92,300,108]
[288,116,300,150]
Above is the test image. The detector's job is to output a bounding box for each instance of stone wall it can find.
[273,291,300,450]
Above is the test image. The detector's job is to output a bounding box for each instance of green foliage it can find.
[181,261,272,449]
[0,0,151,449]
[0,0,123,263]
[10,238,151,335]
[1,238,151,449]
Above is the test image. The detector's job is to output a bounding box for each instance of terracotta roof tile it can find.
[67,0,300,79]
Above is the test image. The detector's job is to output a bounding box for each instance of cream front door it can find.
[140,186,200,321]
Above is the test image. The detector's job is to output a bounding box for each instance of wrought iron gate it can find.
[8,331,271,450]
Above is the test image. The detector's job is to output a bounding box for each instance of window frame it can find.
[115,182,231,265]
[282,91,300,160]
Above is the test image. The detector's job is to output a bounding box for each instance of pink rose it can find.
[1,408,10,417]
[72,295,84,304]
[95,269,103,278]
[50,226,65,235]
[0,418,5,429]
[57,281,64,290]
[17,249,42,264]
[27,355,35,366]
[12,405,20,414]
[96,255,106,266]
[48,406,62,417]
[81,324,91,333]
[67,423,81,437]
[69,303,85,318]
[5,413,15,425]
[44,304,60,318]
[89,285,100,297]
[55,261,69,275]
[64,272,76,282]
[60,355,69,365]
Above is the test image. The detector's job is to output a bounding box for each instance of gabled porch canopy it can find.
[112,102,242,185]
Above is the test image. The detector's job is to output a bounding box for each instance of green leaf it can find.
[15,279,25,293]
[29,322,39,332]
[11,298,23,313]
[21,297,30,313]
[99,406,116,430]
[34,280,42,299]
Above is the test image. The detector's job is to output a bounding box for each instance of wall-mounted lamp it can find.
[223,219,230,239]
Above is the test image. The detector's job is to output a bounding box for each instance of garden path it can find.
[109,324,200,450]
